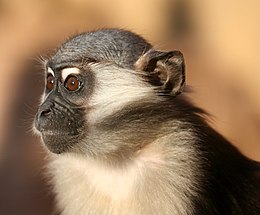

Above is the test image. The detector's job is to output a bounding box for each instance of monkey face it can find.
[34,62,154,155]
[34,29,185,156]
[34,67,94,154]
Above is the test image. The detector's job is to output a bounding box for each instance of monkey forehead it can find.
[50,29,151,69]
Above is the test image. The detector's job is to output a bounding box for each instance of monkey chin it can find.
[40,131,79,154]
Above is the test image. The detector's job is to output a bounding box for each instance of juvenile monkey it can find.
[34,29,259,215]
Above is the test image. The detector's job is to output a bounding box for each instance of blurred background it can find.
[0,0,259,214]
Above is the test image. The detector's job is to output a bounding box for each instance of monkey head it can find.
[34,29,185,156]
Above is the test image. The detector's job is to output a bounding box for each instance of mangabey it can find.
[34,29,259,215]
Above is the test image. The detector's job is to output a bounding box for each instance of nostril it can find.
[40,109,51,118]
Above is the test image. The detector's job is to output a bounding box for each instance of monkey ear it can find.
[135,49,185,96]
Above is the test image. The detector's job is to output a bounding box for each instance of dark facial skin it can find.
[35,60,98,154]
[34,68,88,154]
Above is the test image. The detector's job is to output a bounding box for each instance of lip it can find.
[41,130,70,136]
[40,129,81,138]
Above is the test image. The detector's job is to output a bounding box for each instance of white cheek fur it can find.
[87,64,158,123]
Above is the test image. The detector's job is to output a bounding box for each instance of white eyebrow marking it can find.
[61,68,81,81]
[47,67,54,76]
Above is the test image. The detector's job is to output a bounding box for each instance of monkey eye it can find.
[64,75,82,92]
[46,74,55,90]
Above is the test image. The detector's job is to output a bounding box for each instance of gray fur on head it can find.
[51,29,152,69]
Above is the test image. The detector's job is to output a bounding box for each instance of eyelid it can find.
[47,67,55,76]
[61,67,81,81]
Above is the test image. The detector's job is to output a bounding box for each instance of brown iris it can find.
[65,75,81,92]
[46,74,55,90]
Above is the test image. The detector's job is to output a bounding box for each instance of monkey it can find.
[34,29,260,215]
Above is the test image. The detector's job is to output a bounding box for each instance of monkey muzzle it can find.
[35,99,85,154]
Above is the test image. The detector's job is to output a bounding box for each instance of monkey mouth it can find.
[35,121,81,136]
[34,117,85,154]
[40,129,72,136]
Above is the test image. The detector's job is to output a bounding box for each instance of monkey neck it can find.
[48,129,198,214]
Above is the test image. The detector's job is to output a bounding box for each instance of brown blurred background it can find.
[0,0,259,214]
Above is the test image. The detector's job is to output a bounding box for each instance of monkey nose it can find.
[35,102,54,131]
